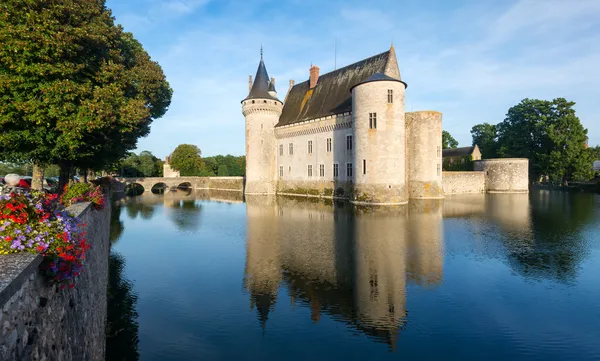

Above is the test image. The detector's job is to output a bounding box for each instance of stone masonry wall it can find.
[276,179,353,198]
[0,202,110,361]
[474,158,529,193]
[442,171,486,195]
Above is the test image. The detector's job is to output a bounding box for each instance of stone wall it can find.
[442,171,486,195]
[474,158,529,193]
[406,111,443,199]
[0,202,110,361]
[116,176,245,194]
[276,179,353,198]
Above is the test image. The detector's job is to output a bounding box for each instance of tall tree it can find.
[169,144,203,176]
[0,0,172,191]
[442,130,458,149]
[470,123,498,159]
[497,98,591,181]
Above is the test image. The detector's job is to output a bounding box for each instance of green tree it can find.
[470,123,498,159]
[497,98,591,182]
[0,0,172,191]
[217,165,229,176]
[169,144,203,176]
[442,130,458,149]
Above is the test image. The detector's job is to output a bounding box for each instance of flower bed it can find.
[61,183,106,210]
[0,191,94,288]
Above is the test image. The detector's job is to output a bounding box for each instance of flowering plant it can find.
[61,182,106,210]
[0,191,90,288]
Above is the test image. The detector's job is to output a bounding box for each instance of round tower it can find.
[242,52,283,194]
[350,73,408,204]
[406,111,443,199]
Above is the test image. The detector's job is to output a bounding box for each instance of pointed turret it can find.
[241,49,283,195]
[244,51,279,101]
[383,44,402,81]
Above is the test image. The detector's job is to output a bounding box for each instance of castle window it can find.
[437,146,441,158]
[346,135,353,151]
[388,89,393,103]
[308,140,313,154]
[252,100,255,104]
[264,100,267,103]
[279,166,283,177]
[363,159,366,174]
[320,164,325,177]
[279,144,283,156]
[347,163,353,177]
[308,165,313,177]
[327,138,332,152]
[289,166,291,173]
[437,163,441,176]
[369,113,377,129]
[289,143,293,155]
[333,164,339,178]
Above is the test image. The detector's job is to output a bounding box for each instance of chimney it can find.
[289,79,295,90]
[165,156,170,164]
[309,65,319,89]
[248,75,253,92]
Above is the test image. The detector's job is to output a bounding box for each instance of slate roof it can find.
[244,57,279,102]
[350,72,407,91]
[277,46,404,127]
[442,146,477,158]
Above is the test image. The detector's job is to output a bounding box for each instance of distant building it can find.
[442,145,481,170]
[594,160,600,172]
[163,156,180,178]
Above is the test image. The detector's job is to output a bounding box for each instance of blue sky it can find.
[106,0,600,158]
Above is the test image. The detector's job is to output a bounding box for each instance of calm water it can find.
[106,190,600,361]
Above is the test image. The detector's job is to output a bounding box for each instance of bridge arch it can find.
[125,183,144,196]
[177,182,192,190]
[151,182,169,194]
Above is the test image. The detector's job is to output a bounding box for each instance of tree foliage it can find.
[442,130,458,149]
[169,144,203,176]
[0,0,172,187]
[470,123,498,159]
[120,151,163,177]
[470,98,592,182]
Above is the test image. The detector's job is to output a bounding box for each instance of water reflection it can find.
[443,192,597,282]
[106,252,140,361]
[244,196,446,347]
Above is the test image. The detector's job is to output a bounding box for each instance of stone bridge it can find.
[113,176,245,194]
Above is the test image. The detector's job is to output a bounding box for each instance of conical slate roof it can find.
[244,56,279,101]
[350,72,407,91]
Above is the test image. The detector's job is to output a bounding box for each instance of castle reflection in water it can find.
[243,193,532,347]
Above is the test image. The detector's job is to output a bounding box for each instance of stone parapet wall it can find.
[474,158,529,193]
[116,176,245,193]
[442,171,486,195]
[0,202,110,361]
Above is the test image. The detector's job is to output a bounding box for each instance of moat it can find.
[107,190,600,361]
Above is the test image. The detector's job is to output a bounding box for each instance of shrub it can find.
[61,182,106,210]
[0,191,91,288]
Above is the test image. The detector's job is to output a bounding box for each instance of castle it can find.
[241,46,528,204]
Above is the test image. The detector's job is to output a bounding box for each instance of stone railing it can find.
[0,202,111,361]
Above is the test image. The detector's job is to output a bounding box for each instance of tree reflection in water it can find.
[167,199,203,232]
[106,252,139,361]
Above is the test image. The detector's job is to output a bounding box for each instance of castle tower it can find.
[241,51,283,194]
[406,111,443,199]
[350,45,408,204]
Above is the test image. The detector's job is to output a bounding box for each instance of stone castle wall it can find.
[352,80,407,204]
[0,202,110,361]
[275,114,353,184]
[474,159,529,193]
[442,171,486,195]
[243,99,283,194]
[406,111,443,199]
